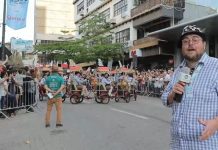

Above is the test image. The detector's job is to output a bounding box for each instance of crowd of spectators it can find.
[0,65,38,118]
[0,63,174,119]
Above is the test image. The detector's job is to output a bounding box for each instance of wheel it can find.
[124,92,130,103]
[70,95,82,104]
[102,96,110,104]
[134,90,137,101]
[114,94,119,102]
[95,96,102,103]
[95,95,102,103]
[78,96,84,103]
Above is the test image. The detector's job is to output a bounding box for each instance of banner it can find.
[11,38,33,52]
[6,0,29,30]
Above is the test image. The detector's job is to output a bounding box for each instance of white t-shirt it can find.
[0,78,7,97]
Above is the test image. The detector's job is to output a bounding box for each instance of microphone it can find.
[174,67,191,103]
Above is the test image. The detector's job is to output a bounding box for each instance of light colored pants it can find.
[45,98,62,125]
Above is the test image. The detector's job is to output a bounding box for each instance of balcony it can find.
[132,0,184,17]
[131,0,184,27]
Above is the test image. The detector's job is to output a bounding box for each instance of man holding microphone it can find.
[161,25,218,149]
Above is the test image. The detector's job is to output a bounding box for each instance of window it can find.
[101,8,110,21]
[115,28,130,43]
[114,0,127,17]
[87,0,95,7]
[77,1,84,14]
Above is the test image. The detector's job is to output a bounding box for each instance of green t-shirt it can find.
[45,73,64,98]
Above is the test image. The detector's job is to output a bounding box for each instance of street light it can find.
[1,0,6,60]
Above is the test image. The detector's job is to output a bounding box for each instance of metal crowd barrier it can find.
[136,80,166,97]
[0,81,38,119]
[147,80,166,97]
[136,81,148,95]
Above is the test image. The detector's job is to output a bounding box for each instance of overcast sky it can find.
[187,0,218,9]
[0,0,35,43]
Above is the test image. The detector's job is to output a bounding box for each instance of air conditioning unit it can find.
[121,12,128,18]
[109,18,116,25]
[79,10,84,16]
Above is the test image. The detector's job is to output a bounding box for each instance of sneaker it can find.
[56,124,63,127]
[45,124,50,128]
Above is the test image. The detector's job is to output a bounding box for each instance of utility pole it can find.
[1,0,6,60]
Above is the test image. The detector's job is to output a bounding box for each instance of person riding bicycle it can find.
[71,72,89,98]
[100,73,114,96]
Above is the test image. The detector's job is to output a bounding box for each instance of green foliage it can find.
[34,13,124,63]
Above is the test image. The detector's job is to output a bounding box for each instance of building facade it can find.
[73,0,185,69]
[73,0,217,70]
[35,0,76,64]
[35,0,75,42]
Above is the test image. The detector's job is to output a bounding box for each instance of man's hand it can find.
[198,118,218,141]
[172,81,186,95]
[167,82,186,105]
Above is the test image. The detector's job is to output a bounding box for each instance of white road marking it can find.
[110,108,149,120]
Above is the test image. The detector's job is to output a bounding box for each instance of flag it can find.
[118,60,122,68]
[6,0,29,30]
[86,67,91,72]
[98,59,103,66]
[69,59,76,66]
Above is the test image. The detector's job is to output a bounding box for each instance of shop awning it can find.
[97,66,110,72]
[61,63,68,69]
[69,66,82,72]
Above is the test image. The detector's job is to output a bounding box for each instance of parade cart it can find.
[114,68,137,103]
[94,66,111,104]
[63,65,84,104]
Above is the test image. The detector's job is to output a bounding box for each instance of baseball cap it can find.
[178,25,206,48]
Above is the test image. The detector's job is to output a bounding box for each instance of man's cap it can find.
[178,25,206,48]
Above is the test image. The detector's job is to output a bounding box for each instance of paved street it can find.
[0,96,171,150]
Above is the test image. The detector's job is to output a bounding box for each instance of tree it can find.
[35,13,124,64]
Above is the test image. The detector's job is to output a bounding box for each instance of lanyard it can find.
[185,64,203,97]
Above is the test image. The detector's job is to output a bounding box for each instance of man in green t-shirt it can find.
[44,65,65,128]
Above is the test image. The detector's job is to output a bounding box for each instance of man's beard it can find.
[183,52,203,62]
